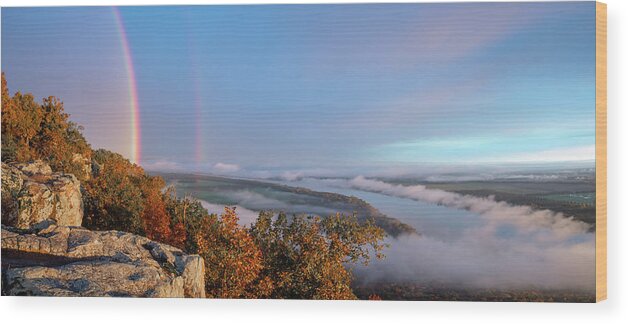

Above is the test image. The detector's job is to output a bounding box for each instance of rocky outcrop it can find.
[1,160,206,298]
[1,161,83,229]
[1,224,205,298]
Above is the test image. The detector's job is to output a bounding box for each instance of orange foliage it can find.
[1,73,91,179]
[140,176,186,249]
[194,207,264,298]
[142,189,172,244]
[2,74,388,300]
[82,150,145,233]
[249,212,386,300]
[169,221,187,250]
[368,294,383,301]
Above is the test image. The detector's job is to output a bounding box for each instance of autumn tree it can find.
[163,190,203,250]
[1,73,91,180]
[140,176,172,244]
[368,294,383,300]
[1,73,16,159]
[83,149,145,234]
[83,149,185,248]
[2,74,389,300]
[249,212,387,299]
[192,207,264,298]
[1,74,42,161]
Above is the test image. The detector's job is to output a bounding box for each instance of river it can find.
[272,177,596,292]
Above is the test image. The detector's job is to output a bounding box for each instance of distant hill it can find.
[158,172,418,238]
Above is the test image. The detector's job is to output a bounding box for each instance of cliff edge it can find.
[1,161,205,298]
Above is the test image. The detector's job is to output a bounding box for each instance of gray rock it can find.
[145,241,176,265]
[2,225,205,298]
[176,253,206,298]
[4,260,184,297]
[1,160,205,298]
[1,162,23,225]
[15,160,52,176]
[1,161,83,229]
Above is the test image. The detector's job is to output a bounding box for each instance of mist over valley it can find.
[162,168,596,300]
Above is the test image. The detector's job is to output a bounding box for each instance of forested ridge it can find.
[0,73,386,299]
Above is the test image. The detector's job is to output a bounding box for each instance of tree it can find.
[1,73,18,160]
[2,74,389,300]
[1,74,91,179]
[141,181,172,244]
[192,207,264,298]
[163,190,207,251]
[83,149,145,234]
[1,75,42,162]
[35,96,91,179]
[249,212,386,299]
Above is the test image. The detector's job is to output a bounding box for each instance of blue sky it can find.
[1,3,596,177]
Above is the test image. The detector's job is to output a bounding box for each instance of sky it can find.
[1,3,596,177]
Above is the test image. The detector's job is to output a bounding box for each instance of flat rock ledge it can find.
[1,224,205,298]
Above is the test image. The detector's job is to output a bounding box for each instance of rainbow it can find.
[193,78,204,165]
[112,7,141,165]
[183,10,205,167]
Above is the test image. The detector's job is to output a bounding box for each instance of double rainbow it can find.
[112,7,209,167]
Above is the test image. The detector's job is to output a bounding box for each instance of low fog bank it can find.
[226,190,338,217]
[197,191,337,226]
[191,176,594,292]
[347,176,591,236]
[198,199,259,226]
[339,177,595,291]
[352,233,594,291]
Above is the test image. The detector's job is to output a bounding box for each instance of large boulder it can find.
[1,161,83,229]
[1,224,205,298]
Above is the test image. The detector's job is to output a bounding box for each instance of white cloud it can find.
[280,171,304,181]
[348,176,591,237]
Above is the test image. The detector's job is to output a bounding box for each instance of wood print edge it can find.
[595,1,607,303]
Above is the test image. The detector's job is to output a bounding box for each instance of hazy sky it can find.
[1,3,596,177]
